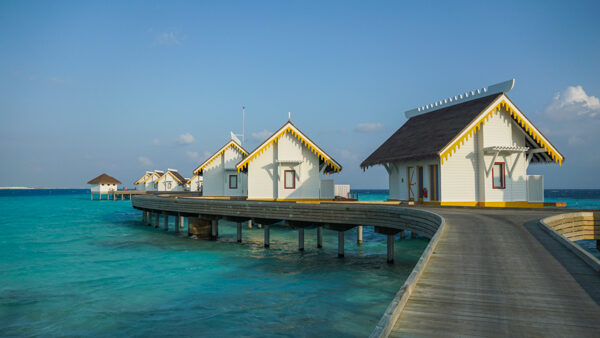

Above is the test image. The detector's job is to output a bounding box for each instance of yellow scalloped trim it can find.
[439,98,563,166]
[194,142,247,174]
[237,126,341,173]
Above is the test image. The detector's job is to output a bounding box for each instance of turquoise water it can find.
[0,190,427,337]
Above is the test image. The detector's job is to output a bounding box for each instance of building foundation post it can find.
[264,224,270,248]
[164,213,169,231]
[298,228,304,251]
[248,219,253,229]
[357,226,363,245]
[237,222,242,243]
[174,214,180,233]
[387,234,395,263]
[211,219,219,240]
[317,226,323,248]
[338,231,344,258]
[155,213,159,228]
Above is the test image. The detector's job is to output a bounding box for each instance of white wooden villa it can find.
[186,174,203,192]
[141,170,164,191]
[236,120,342,201]
[361,79,564,208]
[134,172,152,190]
[194,139,248,197]
[155,169,186,192]
[88,173,121,194]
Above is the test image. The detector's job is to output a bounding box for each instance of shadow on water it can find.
[523,219,600,305]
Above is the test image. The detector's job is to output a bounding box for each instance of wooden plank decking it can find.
[390,208,600,337]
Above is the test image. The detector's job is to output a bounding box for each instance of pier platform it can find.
[129,195,600,336]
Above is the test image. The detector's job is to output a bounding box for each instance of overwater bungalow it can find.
[142,170,164,191]
[186,174,203,192]
[133,171,152,190]
[155,169,186,192]
[361,79,564,207]
[236,120,342,200]
[194,139,248,196]
[88,173,122,195]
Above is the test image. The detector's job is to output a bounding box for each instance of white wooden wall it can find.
[203,147,247,196]
[247,132,327,200]
[90,183,118,193]
[387,160,440,201]
[156,173,184,192]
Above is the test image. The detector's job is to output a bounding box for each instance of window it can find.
[229,175,238,189]
[167,182,172,190]
[492,162,505,189]
[284,170,296,189]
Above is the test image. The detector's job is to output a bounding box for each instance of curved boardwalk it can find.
[390,208,600,337]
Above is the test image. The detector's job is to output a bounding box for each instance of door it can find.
[407,167,416,201]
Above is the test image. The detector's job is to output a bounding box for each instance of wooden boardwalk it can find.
[390,208,600,337]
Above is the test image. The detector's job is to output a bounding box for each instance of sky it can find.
[1,0,599,189]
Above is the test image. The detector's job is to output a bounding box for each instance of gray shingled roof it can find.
[361,94,501,168]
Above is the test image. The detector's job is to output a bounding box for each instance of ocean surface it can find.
[0,189,428,337]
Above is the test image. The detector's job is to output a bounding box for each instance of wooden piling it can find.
[155,213,159,228]
[164,213,169,231]
[180,215,185,230]
[174,213,180,233]
[248,219,253,229]
[317,226,323,248]
[298,228,304,251]
[357,225,363,245]
[387,234,394,263]
[264,224,270,248]
[400,230,405,240]
[338,231,344,258]
[237,222,242,243]
[211,219,219,240]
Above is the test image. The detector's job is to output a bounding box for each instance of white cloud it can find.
[138,156,152,167]
[354,122,383,133]
[152,138,160,146]
[251,130,272,141]
[544,85,600,120]
[155,32,180,45]
[177,133,195,145]
[186,151,199,160]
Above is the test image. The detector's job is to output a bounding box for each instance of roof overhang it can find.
[439,94,564,166]
[194,140,248,175]
[235,121,342,174]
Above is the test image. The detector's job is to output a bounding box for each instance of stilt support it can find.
[338,231,344,258]
[317,226,323,248]
[248,219,253,229]
[357,226,363,245]
[211,219,219,240]
[174,214,180,233]
[387,234,395,263]
[154,213,159,228]
[237,222,242,243]
[180,215,185,230]
[264,224,270,248]
[164,213,169,231]
[298,228,304,251]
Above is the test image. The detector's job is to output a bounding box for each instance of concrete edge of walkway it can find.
[539,215,600,272]
[369,212,446,338]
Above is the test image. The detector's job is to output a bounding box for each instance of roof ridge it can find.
[405,79,514,119]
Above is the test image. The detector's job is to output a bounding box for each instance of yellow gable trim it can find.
[236,125,342,173]
[194,141,248,175]
[439,96,563,166]
[141,173,161,184]
[155,171,183,184]
[134,173,151,185]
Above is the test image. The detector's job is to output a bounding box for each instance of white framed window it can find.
[492,162,505,189]
[284,170,296,189]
